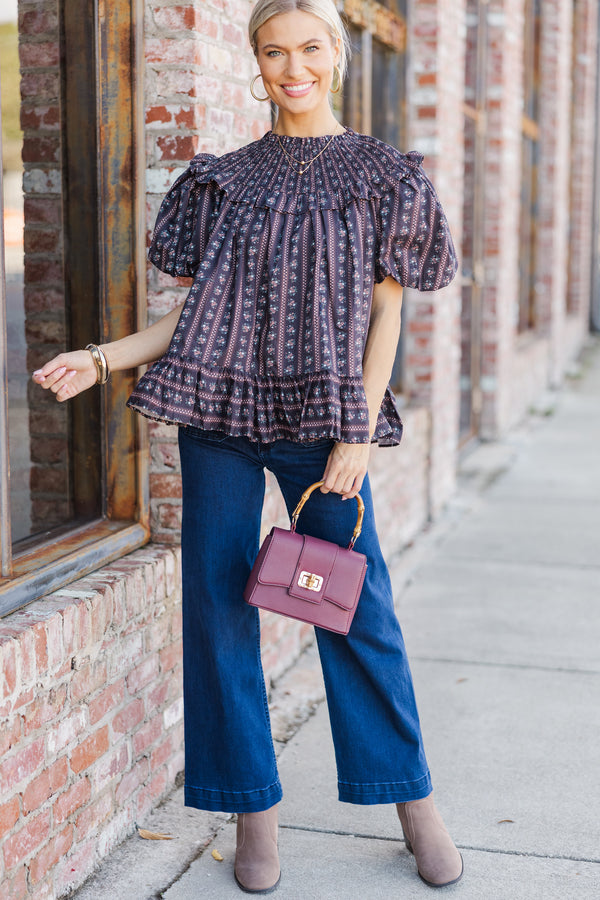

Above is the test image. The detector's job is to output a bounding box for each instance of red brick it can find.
[53,837,96,897]
[159,640,181,674]
[74,792,112,840]
[24,256,64,284]
[223,22,244,48]
[147,679,169,712]
[23,197,62,227]
[126,657,159,696]
[149,473,183,499]
[94,743,129,790]
[24,228,61,254]
[136,766,169,817]
[156,135,197,162]
[1,640,17,699]
[70,659,108,702]
[2,809,51,870]
[151,732,176,771]
[6,687,30,714]
[23,286,64,314]
[19,42,60,69]
[2,866,28,900]
[29,824,73,884]
[112,698,145,735]
[156,502,183,530]
[88,679,125,726]
[22,756,69,814]
[22,135,61,164]
[153,6,218,37]
[174,104,206,129]
[21,104,61,130]
[70,725,109,774]
[19,8,59,36]
[0,795,20,840]
[132,714,163,757]
[0,715,21,756]
[0,736,45,795]
[53,777,91,826]
[20,71,60,100]
[146,38,205,67]
[115,757,149,805]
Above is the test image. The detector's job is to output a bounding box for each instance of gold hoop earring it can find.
[330,65,342,94]
[250,74,270,102]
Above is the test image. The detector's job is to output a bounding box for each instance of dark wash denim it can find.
[178,427,432,813]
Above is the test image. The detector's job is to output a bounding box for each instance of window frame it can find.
[341,0,408,393]
[0,0,149,617]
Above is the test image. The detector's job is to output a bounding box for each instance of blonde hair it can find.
[248,0,351,81]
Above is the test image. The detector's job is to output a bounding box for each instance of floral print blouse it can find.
[127,128,458,445]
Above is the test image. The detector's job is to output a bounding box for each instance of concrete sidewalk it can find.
[73,340,600,900]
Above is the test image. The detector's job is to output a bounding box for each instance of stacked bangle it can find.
[85,343,110,385]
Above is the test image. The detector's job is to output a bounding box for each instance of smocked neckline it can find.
[264,127,352,144]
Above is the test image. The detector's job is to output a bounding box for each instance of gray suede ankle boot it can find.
[396,794,463,888]
[234,804,281,894]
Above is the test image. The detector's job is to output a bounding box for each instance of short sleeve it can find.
[148,154,220,277]
[375,164,458,291]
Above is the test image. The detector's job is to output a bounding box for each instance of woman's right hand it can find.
[32,350,98,401]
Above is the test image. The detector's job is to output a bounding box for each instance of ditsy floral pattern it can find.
[127,129,458,445]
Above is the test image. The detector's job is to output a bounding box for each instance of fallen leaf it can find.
[137,827,173,840]
[456,678,468,683]
[497,819,514,824]
[212,849,224,861]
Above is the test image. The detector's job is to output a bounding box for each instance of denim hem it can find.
[184,780,283,814]
[337,771,432,805]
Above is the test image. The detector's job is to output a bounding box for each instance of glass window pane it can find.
[372,38,404,149]
[2,3,101,546]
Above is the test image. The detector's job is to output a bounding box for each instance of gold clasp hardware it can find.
[298,571,323,592]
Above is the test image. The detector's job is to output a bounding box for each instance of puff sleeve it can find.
[148,154,220,277]
[375,157,458,291]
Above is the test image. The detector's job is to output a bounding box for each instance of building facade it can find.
[0,1,598,895]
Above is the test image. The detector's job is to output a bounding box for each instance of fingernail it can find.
[33,369,42,375]
[67,370,77,377]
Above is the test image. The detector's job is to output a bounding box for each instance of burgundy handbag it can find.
[244,481,367,635]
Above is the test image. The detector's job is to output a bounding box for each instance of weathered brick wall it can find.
[144,0,273,543]
[479,0,524,438]
[536,0,574,379]
[0,547,183,898]
[481,0,597,436]
[565,0,598,354]
[403,0,465,514]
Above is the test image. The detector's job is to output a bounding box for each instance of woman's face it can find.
[255,10,340,119]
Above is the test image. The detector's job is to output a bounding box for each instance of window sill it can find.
[0,520,149,617]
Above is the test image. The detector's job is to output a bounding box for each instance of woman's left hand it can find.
[321,442,371,500]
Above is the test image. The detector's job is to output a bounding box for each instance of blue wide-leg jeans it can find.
[177,427,432,813]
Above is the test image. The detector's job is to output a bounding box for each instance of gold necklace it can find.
[274,124,344,175]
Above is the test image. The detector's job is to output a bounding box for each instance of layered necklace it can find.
[274,123,345,176]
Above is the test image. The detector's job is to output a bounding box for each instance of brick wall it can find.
[566,0,599,350]
[404,0,466,514]
[144,0,273,543]
[0,547,183,898]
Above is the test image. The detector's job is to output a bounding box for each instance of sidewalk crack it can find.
[280,824,600,865]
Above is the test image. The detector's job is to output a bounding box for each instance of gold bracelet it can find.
[85,343,110,385]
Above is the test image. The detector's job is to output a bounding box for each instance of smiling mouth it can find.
[280,82,315,95]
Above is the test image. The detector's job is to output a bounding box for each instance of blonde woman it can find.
[34,0,463,893]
